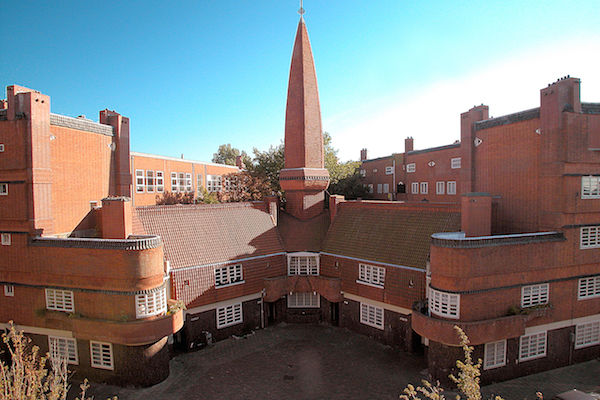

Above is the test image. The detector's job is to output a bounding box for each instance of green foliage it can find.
[247,144,285,195]
[216,171,273,202]
[155,191,196,205]
[196,188,220,204]
[212,144,251,167]
[0,321,115,400]
[323,132,367,199]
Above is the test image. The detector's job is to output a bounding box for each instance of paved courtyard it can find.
[84,323,600,400]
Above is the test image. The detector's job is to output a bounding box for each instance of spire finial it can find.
[298,0,305,16]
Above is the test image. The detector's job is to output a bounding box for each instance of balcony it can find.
[263,275,342,303]
[411,306,527,346]
[43,302,183,346]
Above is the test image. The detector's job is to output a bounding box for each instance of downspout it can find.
[392,159,396,200]
[260,288,265,329]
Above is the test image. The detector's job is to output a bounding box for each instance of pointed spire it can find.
[284,17,324,169]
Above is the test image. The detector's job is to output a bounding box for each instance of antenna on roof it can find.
[298,0,305,16]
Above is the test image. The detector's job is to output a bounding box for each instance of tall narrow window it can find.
[383,183,389,193]
[0,144,4,152]
[377,184,382,194]
[90,341,113,370]
[484,340,506,370]
[1,233,11,246]
[135,170,144,193]
[156,171,164,193]
[197,174,204,194]
[4,284,14,297]
[420,182,428,194]
[0,183,7,196]
[447,181,457,195]
[411,182,419,194]
[146,170,155,193]
[185,173,192,192]
[436,181,445,195]
[171,172,178,192]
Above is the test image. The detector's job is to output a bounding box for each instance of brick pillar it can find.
[461,193,492,237]
[360,148,368,161]
[329,195,345,223]
[405,137,414,152]
[101,197,132,239]
[460,105,489,195]
[265,195,278,226]
[100,110,131,197]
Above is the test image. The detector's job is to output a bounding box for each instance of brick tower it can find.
[279,16,330,219]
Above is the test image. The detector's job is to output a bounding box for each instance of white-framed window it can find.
[484,340,506,370]
[451,157,462,169]
[49,336,78,365]
[171,172,178,192]
[145,170,155,193]
[287,292,320,308]
[215,264,243,288]
[207,175,222,192]
[447,181,457,195]
[436,181,445,195]
[377,184,382,194]
[360,169,366,177]
[411,182,419,194]
[360,302,384,330]
[367,184,373,193]
[0,144,4,152]
[45,289,74,313]
[420,182,428,194]
[216,303,243,329]
[0,183,8,196]
[521,283,549,308]
[575,320,600,349]
[358,263,385,288]
[178,173,186,192]
[385,166,393,175]
[519,331,547,361]
[185,173,192,192]
[429,288,460,319]
[581,226,600,249]
[4,284,14,297]
[406,163,416,173]
[373,168,378,173]
[1,233,11,246]
[578,276,600,299]
[156,171,164,193]
[135,287,167,319]
[582,176,600,199]
[224,176,234,192]
[288,253,319,276]
[135,170,144,193]
[90,341,113,370]
[383,183,389,193]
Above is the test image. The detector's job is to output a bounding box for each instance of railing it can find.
[431,231,565,249]
[30,235,162,250]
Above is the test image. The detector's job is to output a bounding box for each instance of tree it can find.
[0,322,113,400]
[216,171,272,202]
[247,144,285,195]
[155,190,219,205]
[323,132,367,199]
[212,144,251,167]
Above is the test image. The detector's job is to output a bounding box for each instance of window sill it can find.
[215,280,245,289]
[356,280,384,289]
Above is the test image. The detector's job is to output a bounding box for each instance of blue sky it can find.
[2,1,599,162]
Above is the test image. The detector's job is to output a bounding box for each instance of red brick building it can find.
[1,14,599,389]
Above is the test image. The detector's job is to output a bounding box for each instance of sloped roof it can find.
[134,203,284,269]
[277,211,330,252]
[322,202,461,269]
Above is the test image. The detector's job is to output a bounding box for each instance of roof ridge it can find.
[135,201,264,213]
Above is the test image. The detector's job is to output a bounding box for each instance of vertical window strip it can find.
[436,181,445,195]
[447,181,457,195]
[156,171,164,193]
[135,170,144,193]
[411,182,419,194]
[171,172,178,192]
[145,170,155,193]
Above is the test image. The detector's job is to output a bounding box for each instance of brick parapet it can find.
[30,234,162,250]
[49,113,114,136]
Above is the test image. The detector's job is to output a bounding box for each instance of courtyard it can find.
[85,323,600,400]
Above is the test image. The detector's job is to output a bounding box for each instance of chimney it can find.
[264,195,278,226]
[0,99,7,109]
[360,148,368,161]
[460,105,489,194]
[329,194,345,224]
[236,155,245,169]
[461,193,492,237]
[405,137,414,152]
[101,197,133,239]
[100,109,131,197]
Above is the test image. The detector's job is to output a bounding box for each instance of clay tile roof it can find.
[134,203,284,269]
[322,203,461,269]
[277,211,331,252]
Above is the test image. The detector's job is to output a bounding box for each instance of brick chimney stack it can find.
[405,137,414,152]
[100,109,132,197]
[360,148,368,161]
[461,193,492,237]
[101,197,132,239]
